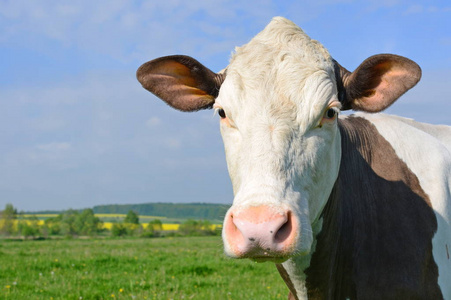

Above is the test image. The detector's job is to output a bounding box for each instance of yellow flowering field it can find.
[20,213,168,220]
[102,223,222,231]
[21,214,59,218]
[7,213,222,235]
[102,222,180,231]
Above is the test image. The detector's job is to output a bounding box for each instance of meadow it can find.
[0,236,288,300]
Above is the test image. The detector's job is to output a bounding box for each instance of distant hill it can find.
[29,203,231,223]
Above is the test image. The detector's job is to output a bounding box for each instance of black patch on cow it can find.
[304,116,442,299]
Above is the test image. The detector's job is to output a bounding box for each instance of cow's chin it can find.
[225,252,291,263]
[223,243,301,263]
[251,256,290,263]
[249,247,310,263]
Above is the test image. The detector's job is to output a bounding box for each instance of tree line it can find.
[0,204,220,239]
[89,202,229,222]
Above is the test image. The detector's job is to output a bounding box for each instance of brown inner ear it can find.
[340,54,421,113]
[360,61,392,97]
[158,61,198,84]
[356,63,416,112]
[137,55,223,112]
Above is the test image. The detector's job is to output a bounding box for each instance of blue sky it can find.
[1,1,450,211]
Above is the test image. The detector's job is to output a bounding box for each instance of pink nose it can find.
[223,205,297,259]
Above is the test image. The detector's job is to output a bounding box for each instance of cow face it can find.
[137,17,421,262]
[216,20,342,260]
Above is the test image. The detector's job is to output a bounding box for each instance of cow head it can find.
[137,17,421,262]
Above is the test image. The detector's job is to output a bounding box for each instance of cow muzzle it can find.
[222,205,298,262]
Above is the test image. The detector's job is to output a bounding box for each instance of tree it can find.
[18,216,40,239]
[75,209,103,236]
[141,219,163,238]
[42,215,63,236]
[111,223,127,237]
[61,210,79,237]
[148,219,163,231]
[0,203,17,235]
[124,210,139,225]
[178,219,217,236]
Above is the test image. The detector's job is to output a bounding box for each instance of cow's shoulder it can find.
[356,113,451,152]
[340,113,451,200]
[353,112,451,296]
[350,113,451,212]
[337,112,451,299]
[305,113,445,299]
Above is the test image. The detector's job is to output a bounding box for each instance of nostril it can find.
[225,212,240,238]
[274,212,292,243]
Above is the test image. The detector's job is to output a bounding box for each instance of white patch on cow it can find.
[280,218,323,298]
[218,17,342,257]
[357,112,451,298]
[281,257,309,298]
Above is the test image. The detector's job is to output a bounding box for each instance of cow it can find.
[137,17,451,299]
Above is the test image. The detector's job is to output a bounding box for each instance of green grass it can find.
[0,237,288,299]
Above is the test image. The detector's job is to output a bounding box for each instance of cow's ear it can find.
[137,55,225,112]
[337,54,421,112]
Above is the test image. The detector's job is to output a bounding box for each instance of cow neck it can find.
[300,115,442,299]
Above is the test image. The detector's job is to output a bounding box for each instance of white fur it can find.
[357,112,451,299]
[218,17,342,294]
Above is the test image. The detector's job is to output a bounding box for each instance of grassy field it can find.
[0,236,288,299]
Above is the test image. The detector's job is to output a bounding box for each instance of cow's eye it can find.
[319,107,339,127]
[215,106,235,128]
[324,108,337,120]
[218,108,226,119]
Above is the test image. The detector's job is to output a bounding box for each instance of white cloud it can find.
[36,142,71,152]
[0,1,277,63]
[404,4,424,15]
[146,117,161,128]
[1,86,79,106]
[164,138,182,149]
[27,117,66,132]
[404,4,451,15]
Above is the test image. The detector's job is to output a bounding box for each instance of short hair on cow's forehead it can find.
[223,17,337,119]
[229,17,333,73]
